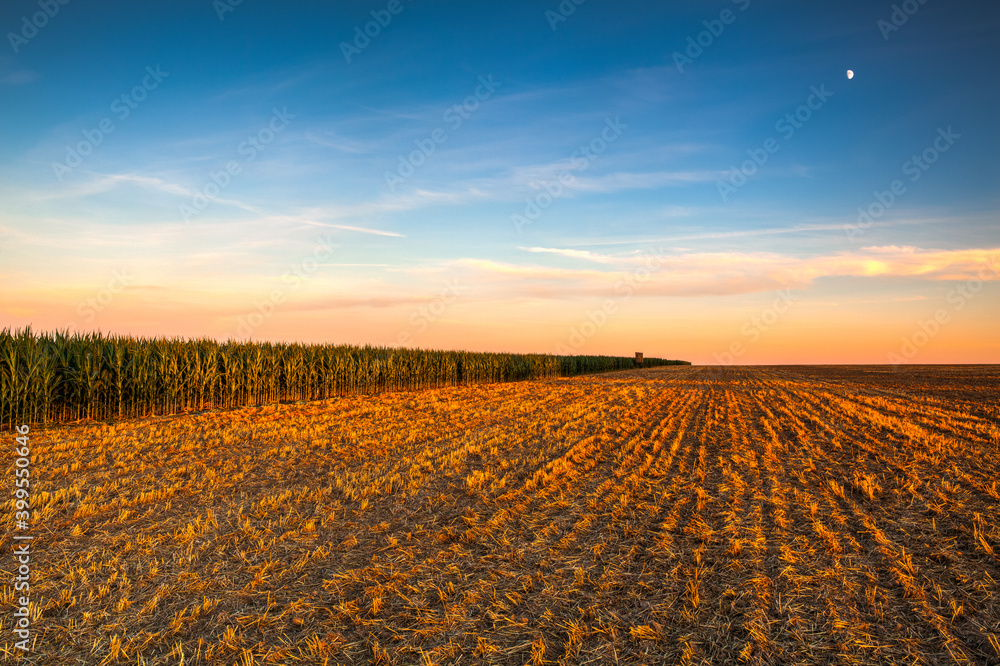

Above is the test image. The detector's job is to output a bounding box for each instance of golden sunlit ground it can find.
[4,365,1000,664]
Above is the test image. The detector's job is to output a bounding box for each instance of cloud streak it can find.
[450,245,1000,299]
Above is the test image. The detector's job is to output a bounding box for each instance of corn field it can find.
[0,328,687,427]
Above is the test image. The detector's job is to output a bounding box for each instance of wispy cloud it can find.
[568,170,723,193]
[519,247,617,263]
[448,245,1000,299]
[289,220,406,237]
[24,171,263,216]
[563,216,975,248]
[304,130,374,154]
[452,258,611,281]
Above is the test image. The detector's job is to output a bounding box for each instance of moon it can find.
[847,69,855,80]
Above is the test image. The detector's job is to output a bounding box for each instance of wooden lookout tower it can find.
[635,352,644,366]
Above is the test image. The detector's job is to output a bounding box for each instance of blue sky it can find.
[1,0,998,363]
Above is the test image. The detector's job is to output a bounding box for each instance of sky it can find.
[1,0,998,364]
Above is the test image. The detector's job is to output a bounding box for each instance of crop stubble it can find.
[3,365,998,664]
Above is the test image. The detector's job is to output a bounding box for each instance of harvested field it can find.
[4,365,1000,664]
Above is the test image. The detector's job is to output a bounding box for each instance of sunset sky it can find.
[1,0,998,364]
